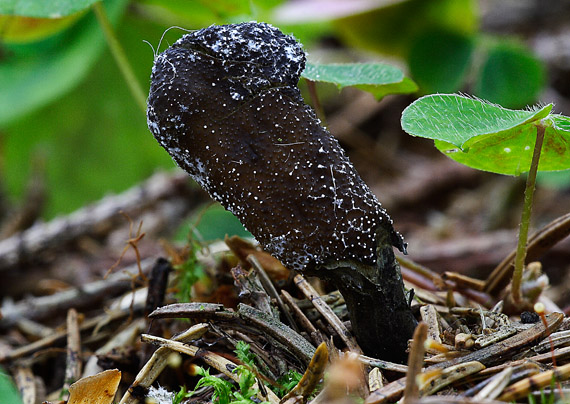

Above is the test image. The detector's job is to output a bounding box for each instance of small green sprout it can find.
[273,371,303,398]
[235,340,257,369]
[184,364,260,404]
[527,373,557,404]
[233,341,303,399]
[192,366,233,404]
[181,342,306,404]
[172,385,190,404]
[401,94,570,305]
[174,239,205,303]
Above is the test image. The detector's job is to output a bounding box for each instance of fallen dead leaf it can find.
[68,369,121,404]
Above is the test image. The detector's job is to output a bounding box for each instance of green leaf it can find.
[1,0,99,17]
[303,62,403,86]
[475,41,545,109]
[401,94,570,175]
[358,76,418,99]
[0,14,84,43]
[0,369,24,404]
[0,0,129,126]
[408,29,474,93]
[302,62,417,99]
[402,94,551,148]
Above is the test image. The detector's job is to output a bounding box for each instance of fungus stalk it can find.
[146,22,417,362]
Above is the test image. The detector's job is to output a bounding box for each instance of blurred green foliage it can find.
[174,238,205,302]
[0,0,99,17]
[475,40,545,108]
[408,29,475,93]
[333,0,545,107]
[0,367,24,404]
[176,204,252,243]
[0,0,550,221]
[2,2,173,217]
[0,1,127,125]
[333,0,478,56]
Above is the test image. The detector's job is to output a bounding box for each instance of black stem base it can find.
[316,231,417,363]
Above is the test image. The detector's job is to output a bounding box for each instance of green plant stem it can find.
[511,123,546,305]
[93,2,147,113]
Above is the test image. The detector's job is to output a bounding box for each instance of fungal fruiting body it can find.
[147,22,416,362]
[147,22,405,272]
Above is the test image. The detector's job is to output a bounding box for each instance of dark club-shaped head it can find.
[147,22,405,273]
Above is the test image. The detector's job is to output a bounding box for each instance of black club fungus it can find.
[147,22,404,272]
[147,22,416,362]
